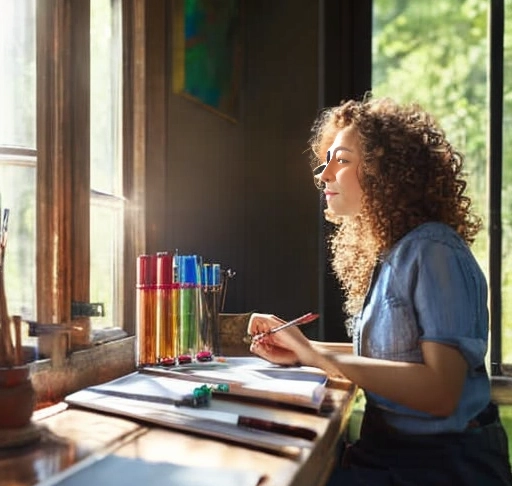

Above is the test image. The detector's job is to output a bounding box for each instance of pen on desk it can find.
[160,405,318,441]
[249,312,320,343]
[237,415,317,441]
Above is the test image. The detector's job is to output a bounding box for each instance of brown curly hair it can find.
[309,97,482,318]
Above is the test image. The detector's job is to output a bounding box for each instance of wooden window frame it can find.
[35,0,145,351]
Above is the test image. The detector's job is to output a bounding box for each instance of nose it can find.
[317,149,336,183]
[319,158,339,183]
[319,165,332,183]
[313,149,335,186]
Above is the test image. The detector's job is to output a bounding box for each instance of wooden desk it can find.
[0,378,356,486]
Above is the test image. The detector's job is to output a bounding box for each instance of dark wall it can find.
[145,0,323,331]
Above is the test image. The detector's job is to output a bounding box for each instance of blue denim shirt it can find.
[352,222,490,434]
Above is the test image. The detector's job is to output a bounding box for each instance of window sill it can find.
[30,336,136,409]
[26,313,253,409]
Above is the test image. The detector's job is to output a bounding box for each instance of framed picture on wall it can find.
[172,0,243,123]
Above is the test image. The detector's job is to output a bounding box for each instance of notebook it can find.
[65,370,319,457]
[143,356,329,411]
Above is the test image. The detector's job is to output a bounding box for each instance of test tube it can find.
[177,255,203,358]
[202,263,222,356]
[156,252,178,363]
[136,254,157,366]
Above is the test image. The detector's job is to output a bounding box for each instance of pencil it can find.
[250,312,319,343]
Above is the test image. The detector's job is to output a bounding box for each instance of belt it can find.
[466,402,499,429]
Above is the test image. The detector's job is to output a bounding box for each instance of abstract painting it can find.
[172,0,242,122]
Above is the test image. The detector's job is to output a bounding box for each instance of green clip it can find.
[192,384,212,406]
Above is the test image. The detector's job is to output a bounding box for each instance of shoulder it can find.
[396,221,465,250]
[386,222,469,266]
[381,222,486,297]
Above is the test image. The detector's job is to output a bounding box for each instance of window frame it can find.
[34,0,145,349]
[36,0,91,344]
[488,0,505,375]
[321,0,510,376]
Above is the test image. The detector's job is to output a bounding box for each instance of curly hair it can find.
[309,97,482,319]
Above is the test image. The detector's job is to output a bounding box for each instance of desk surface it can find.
[0,377,355,486]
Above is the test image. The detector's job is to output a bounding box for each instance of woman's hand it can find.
[247,312,285,335]
[247,313,315,366]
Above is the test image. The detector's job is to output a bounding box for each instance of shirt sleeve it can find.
[410,238,488,371]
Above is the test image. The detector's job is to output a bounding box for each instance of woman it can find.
[247,97,512,485]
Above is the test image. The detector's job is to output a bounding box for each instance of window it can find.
[0,0,142,360]
[90,0,124,330]
[372,0,511,371]
[0,0,37,337]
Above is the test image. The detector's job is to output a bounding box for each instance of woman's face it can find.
[318,126,363,217]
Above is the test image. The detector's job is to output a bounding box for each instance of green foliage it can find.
[372,0,512,361]
[497,404,512,462]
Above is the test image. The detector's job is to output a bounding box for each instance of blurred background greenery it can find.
[372,0,512,363]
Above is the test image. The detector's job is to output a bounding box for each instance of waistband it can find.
[466,401,499,429]
[361,401,499,438]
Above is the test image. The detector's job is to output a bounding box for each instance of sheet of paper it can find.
[65,388,311,458]
[86,372,210,407]
[143,357,328,410]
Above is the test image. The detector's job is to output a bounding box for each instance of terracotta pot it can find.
[0,366,35,429]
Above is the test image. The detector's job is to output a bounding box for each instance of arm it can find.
[301,340,467,417]
[248,313,467,416]
[251,322,467,417]
[310,340,353,354]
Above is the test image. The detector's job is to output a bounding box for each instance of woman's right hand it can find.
[247,313,315,366]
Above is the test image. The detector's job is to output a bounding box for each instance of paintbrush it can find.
[0,207,15,366]
[245,312,320,344]
[0,208,9,267]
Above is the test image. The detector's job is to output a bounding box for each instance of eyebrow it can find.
[325,145,354,163]
[313,145,355,175]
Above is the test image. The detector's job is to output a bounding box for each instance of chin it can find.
[324,208,343,223]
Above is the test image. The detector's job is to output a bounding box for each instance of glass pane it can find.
[90,0,123,332]
[91,0,122,195]
[0,159,36,322]
[0,0,36,148]
[372,1,489,286]
[0,0,37,351]
[90,199,124,329]
[502,0,512,363]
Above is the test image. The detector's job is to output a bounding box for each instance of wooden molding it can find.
[36,0,90,331]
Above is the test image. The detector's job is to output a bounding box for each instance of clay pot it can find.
[0,366,35,429]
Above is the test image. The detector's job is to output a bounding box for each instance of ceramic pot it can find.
[0,365,35,429]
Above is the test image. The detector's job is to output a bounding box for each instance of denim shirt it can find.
[352,222,490,434]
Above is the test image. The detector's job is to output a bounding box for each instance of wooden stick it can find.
[0,266,15,367]
[0,208,14,367]
[12,315,23,366]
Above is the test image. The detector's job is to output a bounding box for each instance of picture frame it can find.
[172,0,243,123]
